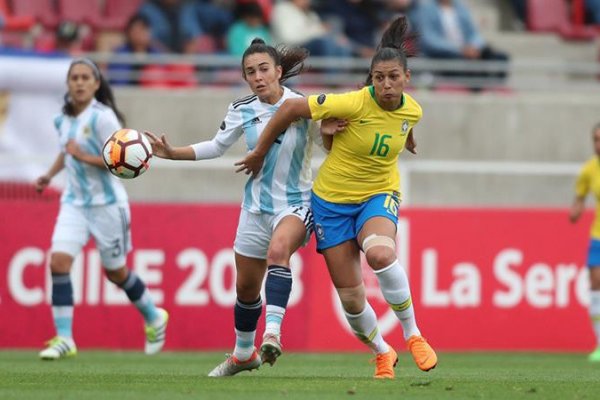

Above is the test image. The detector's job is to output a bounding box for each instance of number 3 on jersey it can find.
[370,133,392,157]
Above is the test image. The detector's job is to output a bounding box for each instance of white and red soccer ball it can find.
[102,129,152,179]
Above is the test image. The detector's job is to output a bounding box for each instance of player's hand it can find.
[144,131,173,159]
[405,130,417,154]
[35,175,50,193]
[65,140,84,159]
[235,151,265,177]
[321,118,348,135]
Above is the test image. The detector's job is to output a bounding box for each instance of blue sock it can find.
[119,270,158,323]
[265,265,292,336]
[233,297,262,360]
[51,273,73,338]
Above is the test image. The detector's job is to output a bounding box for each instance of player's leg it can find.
[94,203,167,355]
[260,206,311,365]
[209,210,267,377]
[356,194,437,372]
[587,240,600,361]
[322,241,397,379]
[40,204,87,360]
[208,253,265,377]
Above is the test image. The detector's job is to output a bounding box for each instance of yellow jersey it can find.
[575,157,600,239]
[308,86,422,203]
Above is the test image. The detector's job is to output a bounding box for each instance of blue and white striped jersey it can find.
[215,86,319,215]
[55,99,127,206]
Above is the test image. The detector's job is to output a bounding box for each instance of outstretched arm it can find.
[570,196,585,223]
[235,98,312,177]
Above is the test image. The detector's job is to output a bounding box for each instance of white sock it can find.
[345,302,389,354]
[233,328,256,361]
[590,291,600,346]
[265,305,285,336]
[374,260,420,339]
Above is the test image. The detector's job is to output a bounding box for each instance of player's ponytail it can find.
[365,16,416,86]
[63,58,126,125]
[241,38,308,84]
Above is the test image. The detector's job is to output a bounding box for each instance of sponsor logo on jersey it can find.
[249,117,261,125]
[317,94,326,105]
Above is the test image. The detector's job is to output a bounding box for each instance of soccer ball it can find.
[102,129,152,179]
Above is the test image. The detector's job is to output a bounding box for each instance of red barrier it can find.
[0,201,595,351]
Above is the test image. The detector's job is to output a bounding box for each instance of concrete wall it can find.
[115,88,600,207]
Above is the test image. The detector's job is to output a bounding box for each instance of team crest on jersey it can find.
[83,126,91,137]
[401,120,409,135]
[317,94,326,105]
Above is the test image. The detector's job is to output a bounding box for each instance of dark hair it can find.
[241,38,309,84]
[125,14,150,32]
[63,59,126,125]
[593,122,600,134]
[365,16,416,86]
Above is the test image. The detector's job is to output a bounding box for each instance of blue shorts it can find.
[311,191,399,251]
[587,239,600,267]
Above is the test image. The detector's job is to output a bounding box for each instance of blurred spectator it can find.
[317,0,385,58]
[509,0,527,25]
[108,14,162,85]
[195,0,234,48]
[271,0,353,57]
[586,0,600,24]
[138,0,204,53]
[227,2,271,56]
[413,0,509,82]
[55,21,81,54]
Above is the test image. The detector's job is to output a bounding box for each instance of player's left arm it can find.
[65,140,106,168]
[570,196,586,223]
[571,166,589,223]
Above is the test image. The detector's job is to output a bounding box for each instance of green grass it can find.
[1,351,600,400]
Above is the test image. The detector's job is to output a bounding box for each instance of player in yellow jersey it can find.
[236,16,437,379]
[570,123,600,362]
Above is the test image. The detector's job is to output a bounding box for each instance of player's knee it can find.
[104,267,128,285]
[362,234,396,269]
[49,253,73,274]
[236,281,262,302]
[336,284,366,314]
[266,240,292,265]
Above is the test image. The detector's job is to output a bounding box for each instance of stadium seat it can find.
[10,0,58,28]
[527,0,595,40]
[57,0,103,28]
[0,0,35,31]
[98,0,144,30]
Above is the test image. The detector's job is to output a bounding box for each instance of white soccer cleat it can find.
[208,350,261,377]
[39,336,77,360]
[260,333,282,366]
[145,308,169,355]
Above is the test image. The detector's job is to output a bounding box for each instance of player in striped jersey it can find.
[570,123,600,362]
[236,18,438,379]
[35,59,168,360]
[145,39,342,376]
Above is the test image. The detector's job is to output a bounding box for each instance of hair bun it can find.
[251,38,266,45]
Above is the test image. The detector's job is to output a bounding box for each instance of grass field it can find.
[1,350,599,400]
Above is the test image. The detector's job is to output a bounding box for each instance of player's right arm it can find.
[570,196,586,223]
[36,153,65,193]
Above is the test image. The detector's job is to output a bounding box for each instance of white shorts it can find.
[51,202,132,270]
[234,205,313,259]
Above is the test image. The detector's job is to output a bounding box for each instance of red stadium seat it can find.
[10,0,58,28]
[527,0,595,40]
[57,0,103,28]
[0,0,35,31]
[98,0,144,30]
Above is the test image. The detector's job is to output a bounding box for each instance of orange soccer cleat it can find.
[407,335,438,371]
[372,347,398,379]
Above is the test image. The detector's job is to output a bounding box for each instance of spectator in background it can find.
[227,2,271,56]
[271,0,353,58]
[54,21,82,55]
[570,122,600,363]
[586,0,600,24]
[195,0,234,49]
[138,0,204,53]
[317,0,385,58]
[412,0,509,83]
[108,15,162,85]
